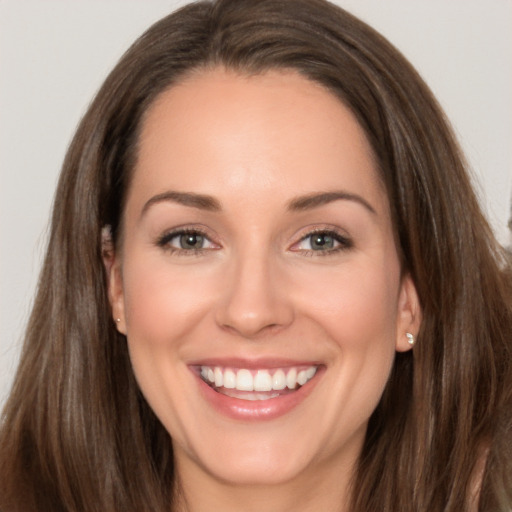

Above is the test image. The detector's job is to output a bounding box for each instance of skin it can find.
[107,68,421,512]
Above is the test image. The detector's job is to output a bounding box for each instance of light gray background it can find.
[1,0,511,406]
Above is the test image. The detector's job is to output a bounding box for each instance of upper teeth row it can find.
[200,366,317,392]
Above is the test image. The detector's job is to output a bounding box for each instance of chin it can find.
[200,448,312,486]
[173,423,323,487]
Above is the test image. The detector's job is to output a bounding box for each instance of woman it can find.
[0,0,510,510]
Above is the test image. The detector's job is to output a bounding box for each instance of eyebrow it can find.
[287,191,376,214]
[141,191,222,217]
[140,189,376,217]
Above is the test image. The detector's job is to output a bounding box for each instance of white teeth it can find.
[286,368,297,389]
[306,367,317,379]
[236,369,253,391]
[222,390,281,401]
[254,370,272,392]
[199,365,318,394]
[297,370,308,386]
[214,367,223,387]
[272,369,286,390]
[224,369,236,389]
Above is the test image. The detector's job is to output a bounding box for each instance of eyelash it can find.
[292,228,353,257]
[155,227,353,256]
[156,228,217,256]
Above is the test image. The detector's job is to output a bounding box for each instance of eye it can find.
[175,232,207,250]
[157,229,218,254]
[306,233,337,250]
[291,229,352,255]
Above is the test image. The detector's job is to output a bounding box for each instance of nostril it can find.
[219,320,284,339]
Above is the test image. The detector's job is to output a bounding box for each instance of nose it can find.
[215,250,294,339]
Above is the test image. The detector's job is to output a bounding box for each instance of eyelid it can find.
[155,225,221,254]
[155,224,352,256]
[289,226,353,255]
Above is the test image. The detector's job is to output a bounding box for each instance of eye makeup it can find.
[155,226,219,256]
[154,223,353,259]
[290,228,353,257]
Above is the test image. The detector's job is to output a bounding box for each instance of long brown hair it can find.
[1,1,510,510]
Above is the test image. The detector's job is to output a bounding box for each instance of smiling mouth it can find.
[198,365,318,401]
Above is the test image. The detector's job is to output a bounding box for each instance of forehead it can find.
[131,67,386,213]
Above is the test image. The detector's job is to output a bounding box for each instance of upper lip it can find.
[188,357,322,369]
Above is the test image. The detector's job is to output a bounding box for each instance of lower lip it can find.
[194,370,322,421]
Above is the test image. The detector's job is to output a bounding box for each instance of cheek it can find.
[121,256,220,346]
[294,257,401,430]
[292,257,401,349]
[119,255,223,426]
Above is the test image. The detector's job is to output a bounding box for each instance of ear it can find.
[395,273,422,352]
[102,226,127,335]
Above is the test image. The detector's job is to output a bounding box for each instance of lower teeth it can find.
[216,388,284,401]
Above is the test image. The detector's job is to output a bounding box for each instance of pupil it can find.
[180,233,203,249]
[311,234,333,250]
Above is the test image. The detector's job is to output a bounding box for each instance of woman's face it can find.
[109,68,420,487]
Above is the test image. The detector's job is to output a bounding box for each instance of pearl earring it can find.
[406,332,415,346]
